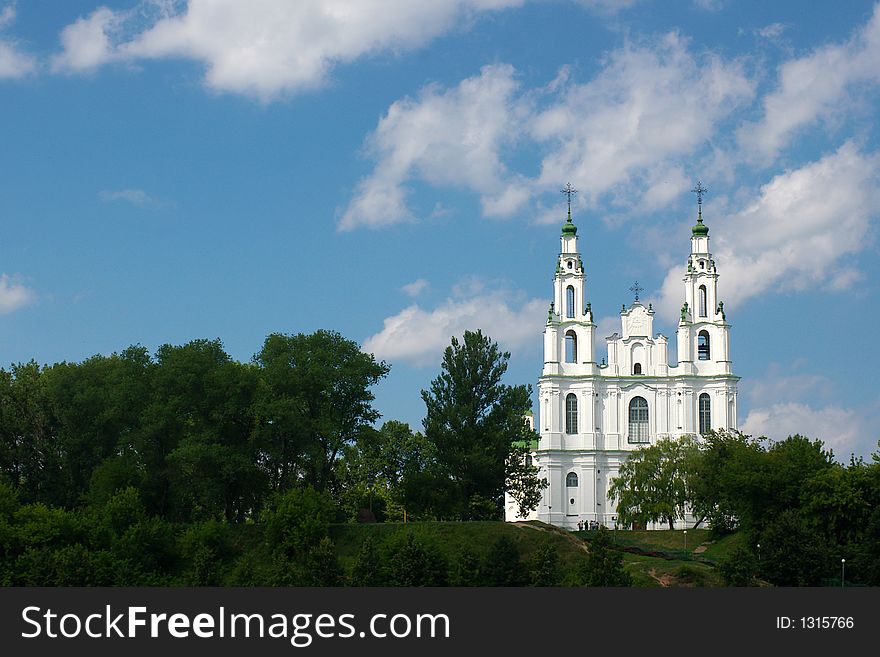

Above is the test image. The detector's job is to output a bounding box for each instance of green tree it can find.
[756,509,829,586]
[575,527,632,587]
[385,533,447,586]
[44,347,152,508]
[528,543,560,586]
[483,535,525,586]
[253,331,389,493]
[450,545,482,586]
[689,430,765,534]
[0,362,62,506]
[717,546,758,586]
[301,537,343,586]
[150,339,261,521]
[262,486,337,558]
[351,536,385,586]
[337,421,432,521]
[609,436,699,530]
[420,330,544,519]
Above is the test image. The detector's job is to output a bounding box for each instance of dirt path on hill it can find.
[512,522,590,553]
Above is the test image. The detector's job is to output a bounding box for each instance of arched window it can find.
[698,330,710,360]
[566,472,579,487]
[628,396,649,443]
[633,363,642,374]
[565,393,578,434]
[698,285,707,317]
[565,330,578,363]
[566,286,575,318]
[699,393,711,435]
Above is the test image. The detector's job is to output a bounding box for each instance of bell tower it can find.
[543,184,596,377]
[676,182,732,375]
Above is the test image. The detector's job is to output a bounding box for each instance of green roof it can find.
[561,212,577,236]
[692,212,709,237]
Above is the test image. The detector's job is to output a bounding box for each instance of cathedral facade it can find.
[505,196,739,529]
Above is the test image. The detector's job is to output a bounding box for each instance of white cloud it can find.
[51,7,123,73]
[401,278,429,297]
[343,33,754,229]
[0,3,36,79]
[51,0,524,100]
[340,63,525,230]
[755,22,787,40]
[531,33,753,208]
[98,188,161,207]
[363,280,545,366]
[0,274,35,314]
[655,142,880,320]
[742,402,870,460]
[738,4,880,161]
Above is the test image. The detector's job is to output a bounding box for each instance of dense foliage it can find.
[0,329,554,586]
[0,332,389,520]
[609,430,880,586]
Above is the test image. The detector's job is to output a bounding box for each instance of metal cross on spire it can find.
[560,182,578,217]
[691,181,708,206]
[691,180,708,221]
[629,281,644,302]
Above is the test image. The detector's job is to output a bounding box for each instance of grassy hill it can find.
[330,521,742,587]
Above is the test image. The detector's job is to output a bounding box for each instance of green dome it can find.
[692,216,709,237]
[561,215,577,236]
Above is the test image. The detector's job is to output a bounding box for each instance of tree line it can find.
[609,431,880,586]
[0,480,627,586]
[0,328,550,584]
[0,329,543,522]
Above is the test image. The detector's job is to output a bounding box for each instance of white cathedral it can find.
[505,188,739,529]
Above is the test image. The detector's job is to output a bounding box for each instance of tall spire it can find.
[560,182,578,235]
[691,180,709,237]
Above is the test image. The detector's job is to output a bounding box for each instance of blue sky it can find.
[0,0,878,458]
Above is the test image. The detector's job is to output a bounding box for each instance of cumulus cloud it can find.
[98,188,162,208]
[51,7,124,73]
[343,32,754,229]
[655,142,880,320]
[51,0,524,99]
[742,403,871,460]
[530,33,753,208]
[363,279,545,366]
[738,4,880,161]
[341,64,527,230]
[0,3,37,79]
[0,274,35,314]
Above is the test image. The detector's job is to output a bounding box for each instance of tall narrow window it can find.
[565,330,578,363]
[628,396,649,443]
[566,472,579,487]
[566,286,575,318]
[699,393,711,435]
[698,285,707,317]
[698,331,710,360]
[565,393,578,434]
